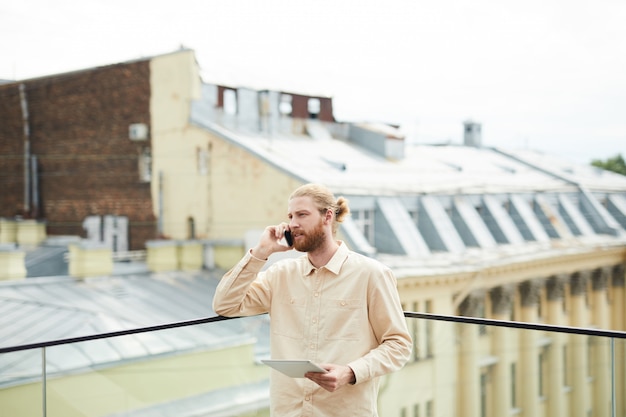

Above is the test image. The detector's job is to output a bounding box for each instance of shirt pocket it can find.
[324,298,363,341]
[272,296,307,339]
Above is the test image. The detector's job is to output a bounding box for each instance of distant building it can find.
[0,54,155,249]
[0,50,337,253]
[1,49,626,417]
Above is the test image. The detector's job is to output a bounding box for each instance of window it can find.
[279,94,292,116]
[197,146,209,175]
[413,404,420,417]
[353,209,375,244]
[425,300,433,357]
[563,346,569,386]
[187,217,195,240]
[258,90,270,116]
[511,362,517,408]
[587,337,595,378]
[480,372,488,417]
[477,299,487,336]
[308,98,320,119]
[410,300,434,361]
[223,89,237,115]
[426,400,433,417]
[538,350,545,397]
[412,301,420,361]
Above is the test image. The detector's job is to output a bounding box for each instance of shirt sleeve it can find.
[347,266,412,383]
[212,250,272,317]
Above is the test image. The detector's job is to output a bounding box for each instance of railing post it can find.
[42,347,47,417]
[611,338,616,417]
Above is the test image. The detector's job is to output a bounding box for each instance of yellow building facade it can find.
[391,247,625,417]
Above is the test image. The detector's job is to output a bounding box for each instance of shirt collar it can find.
[303,241,349,276]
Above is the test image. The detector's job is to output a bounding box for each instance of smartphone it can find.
[284,230,293,247]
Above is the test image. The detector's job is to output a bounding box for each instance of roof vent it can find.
[348,123,405,160]
[322,158,347,171]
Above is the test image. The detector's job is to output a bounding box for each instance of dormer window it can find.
[279,94,292,116]
[308,98,320,119]
[223,89,237,115]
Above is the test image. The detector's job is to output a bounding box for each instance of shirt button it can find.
[341,300,346,306]
[305,395,311,401]
[310,343,316,349]
[314,292,319,297]
[312,317,317,323]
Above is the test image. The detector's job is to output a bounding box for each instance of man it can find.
[213,183,412,416]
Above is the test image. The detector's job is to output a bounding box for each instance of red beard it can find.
[293,218,326,253]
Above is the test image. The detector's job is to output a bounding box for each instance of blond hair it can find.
[289,183,350,235]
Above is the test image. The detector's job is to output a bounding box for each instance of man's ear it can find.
[324,208,334,224]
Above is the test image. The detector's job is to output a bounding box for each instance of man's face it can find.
[287,196,327,252]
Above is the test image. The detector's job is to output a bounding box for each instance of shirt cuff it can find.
[347,359,368,385]
[348,366,357,385]
[248,249,269,262]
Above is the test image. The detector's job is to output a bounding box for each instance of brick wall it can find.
[0,84,26,216]
[0,60,157,249]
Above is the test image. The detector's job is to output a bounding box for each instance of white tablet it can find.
[261,359,328,378]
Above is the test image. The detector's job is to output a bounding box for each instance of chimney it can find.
[463,120,482,147]
[0,243,26,280]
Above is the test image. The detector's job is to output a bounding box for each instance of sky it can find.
[2,0,625,164]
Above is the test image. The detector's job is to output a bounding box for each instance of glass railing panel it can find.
[383,317,623,417]
[43,316,271,417]
[0,348,44,416]
[1,315,624,417]
[611,337,625,417]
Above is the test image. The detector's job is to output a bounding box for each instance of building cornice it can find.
[397,244,626,292]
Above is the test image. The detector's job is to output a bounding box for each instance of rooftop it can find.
[0,270,269,389]
[189,82,626,267]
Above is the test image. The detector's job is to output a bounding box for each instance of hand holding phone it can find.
[284,230,293,247]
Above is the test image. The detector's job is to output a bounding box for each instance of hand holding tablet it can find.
[261,360,328,378]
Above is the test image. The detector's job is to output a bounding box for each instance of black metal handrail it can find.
[0,315,234,354]
[1,312,625,355]
[405,312,626,338]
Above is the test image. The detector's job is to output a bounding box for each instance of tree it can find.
[591,154,626,176]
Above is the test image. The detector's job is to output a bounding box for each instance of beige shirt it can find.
[213,241,412,417]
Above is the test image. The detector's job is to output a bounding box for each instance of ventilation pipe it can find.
[463,120,482,147]
[19,84,31,215]
[30,155,39,218]
[158,171,164,236]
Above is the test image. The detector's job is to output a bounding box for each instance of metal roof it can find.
[0,271,269,389]
[190,82,626,262]
[191,105,626,196]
